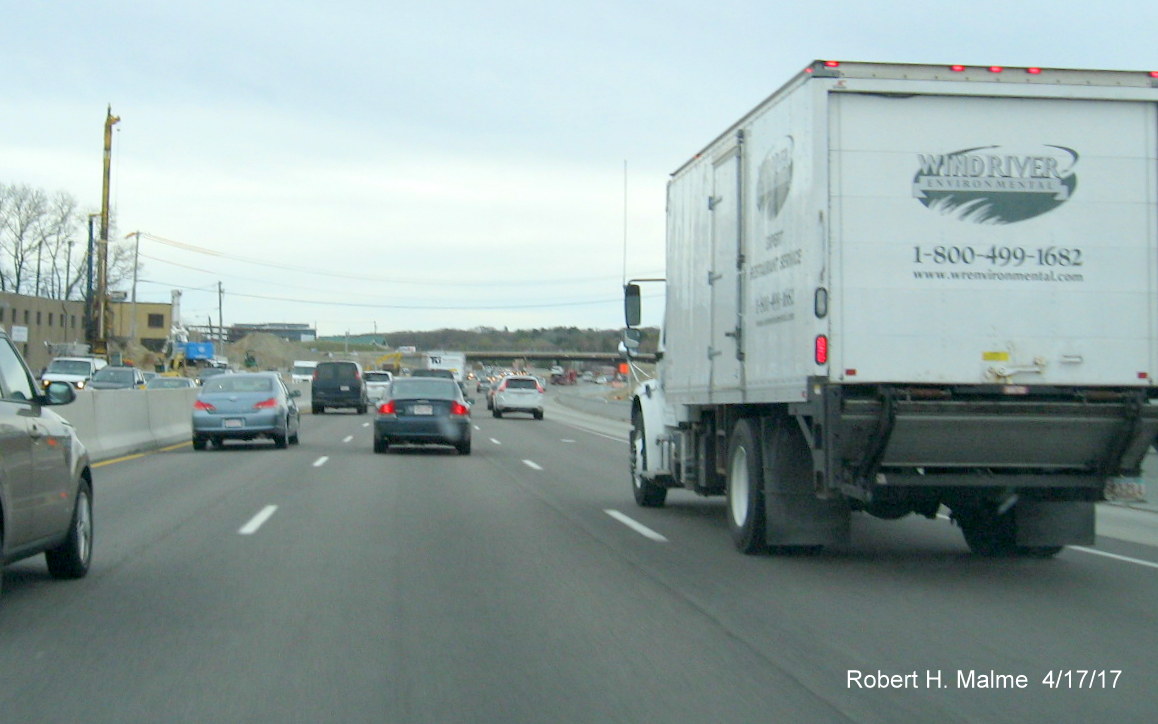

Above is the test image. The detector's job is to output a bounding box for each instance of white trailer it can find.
[625,60,1158,556]
[424,351,467,383]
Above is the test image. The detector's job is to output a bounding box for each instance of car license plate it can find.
[412,404,433,415]
[224,418,244,428]
[340,385,351,391]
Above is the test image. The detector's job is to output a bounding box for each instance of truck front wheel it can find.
[727,419,766,554]
[631,408,666,507]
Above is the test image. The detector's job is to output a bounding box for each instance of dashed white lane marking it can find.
[342,435,353,443]
[490,438,502,445]
[561,439,576,443]
[522,459,543,470]
[313,456,329,467]
[605,509,668,542]
[239,505,278,535]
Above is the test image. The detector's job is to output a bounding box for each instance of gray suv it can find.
[0,330,94,599]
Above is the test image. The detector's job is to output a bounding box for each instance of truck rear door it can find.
[829,91,1157,386]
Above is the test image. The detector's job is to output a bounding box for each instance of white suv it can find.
[491,375,545,420]
[364,370,394,402]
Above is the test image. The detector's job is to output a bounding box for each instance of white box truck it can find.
[625,60,1158,557]
[424,351,467,383]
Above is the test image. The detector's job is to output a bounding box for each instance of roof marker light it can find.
[988,66,1004,73]
[1026,67,1042,74]
[949,65,966,72]
[1150,71,1158,78]
[824,60,840,67]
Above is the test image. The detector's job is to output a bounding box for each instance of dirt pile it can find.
[226,333,312,371]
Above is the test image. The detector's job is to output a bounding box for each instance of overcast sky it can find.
[5,1,1156,336]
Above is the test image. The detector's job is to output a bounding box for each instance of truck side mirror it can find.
[623,328,642,357]
[624,284,641,327]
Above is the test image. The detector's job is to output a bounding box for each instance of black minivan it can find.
[311,360,368,414]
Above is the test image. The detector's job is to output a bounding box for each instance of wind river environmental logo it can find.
[912,145,1078,224]
[756,136,794,222]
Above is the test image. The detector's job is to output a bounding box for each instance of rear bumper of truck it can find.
[812,383,1158,498]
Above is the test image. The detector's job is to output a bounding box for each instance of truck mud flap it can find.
[1016,500,1094,547]
[760,417,850,547]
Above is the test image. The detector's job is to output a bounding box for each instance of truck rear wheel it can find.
[631,408,666,507]
[958,507,1015,556]
[727,419,766,554]
[956,505,1065,558]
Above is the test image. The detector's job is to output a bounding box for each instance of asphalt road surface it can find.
[2,392,1157,722]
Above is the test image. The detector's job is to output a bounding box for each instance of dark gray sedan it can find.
[373,377,471,455]
[88,365,146,389]
[192,372,301,450]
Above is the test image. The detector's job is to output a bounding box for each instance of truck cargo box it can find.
[662,62,1158,405]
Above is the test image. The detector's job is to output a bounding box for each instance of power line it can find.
[140,232,637,287]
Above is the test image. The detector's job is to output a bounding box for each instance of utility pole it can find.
[217,282,224,345]
[128,231,140,344]
[96,105,120,354]
[85,214,98,347]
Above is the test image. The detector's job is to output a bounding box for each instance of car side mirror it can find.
[43,381,77,406]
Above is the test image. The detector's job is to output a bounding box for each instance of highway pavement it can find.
[1,387,1156,722]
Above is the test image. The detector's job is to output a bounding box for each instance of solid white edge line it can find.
[522,459,543,470]
[1070,546,1158,570]
[937,513,1158,570]
[239,505,278,535]
[605,509,668,542]
[313,456,329,467]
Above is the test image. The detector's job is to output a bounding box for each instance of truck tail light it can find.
[815,335,829,365]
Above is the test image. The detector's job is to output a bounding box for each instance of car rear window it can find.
[205,376,273,393]
[391,379,459,399]
[315,363,359,381]
[505,378,539,390]
[365,372,392,382]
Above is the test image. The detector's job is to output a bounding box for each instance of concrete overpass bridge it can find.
[460,350,656,365]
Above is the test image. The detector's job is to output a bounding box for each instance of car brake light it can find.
[449,401,469,416]
[194,400,215,411]
[253,398,277,409]
[536,383,545,393]
[378,400,396,415]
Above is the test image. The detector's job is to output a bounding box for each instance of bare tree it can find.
[35,190,82,299]
[1,182,138,303]
[0,183,49,294]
